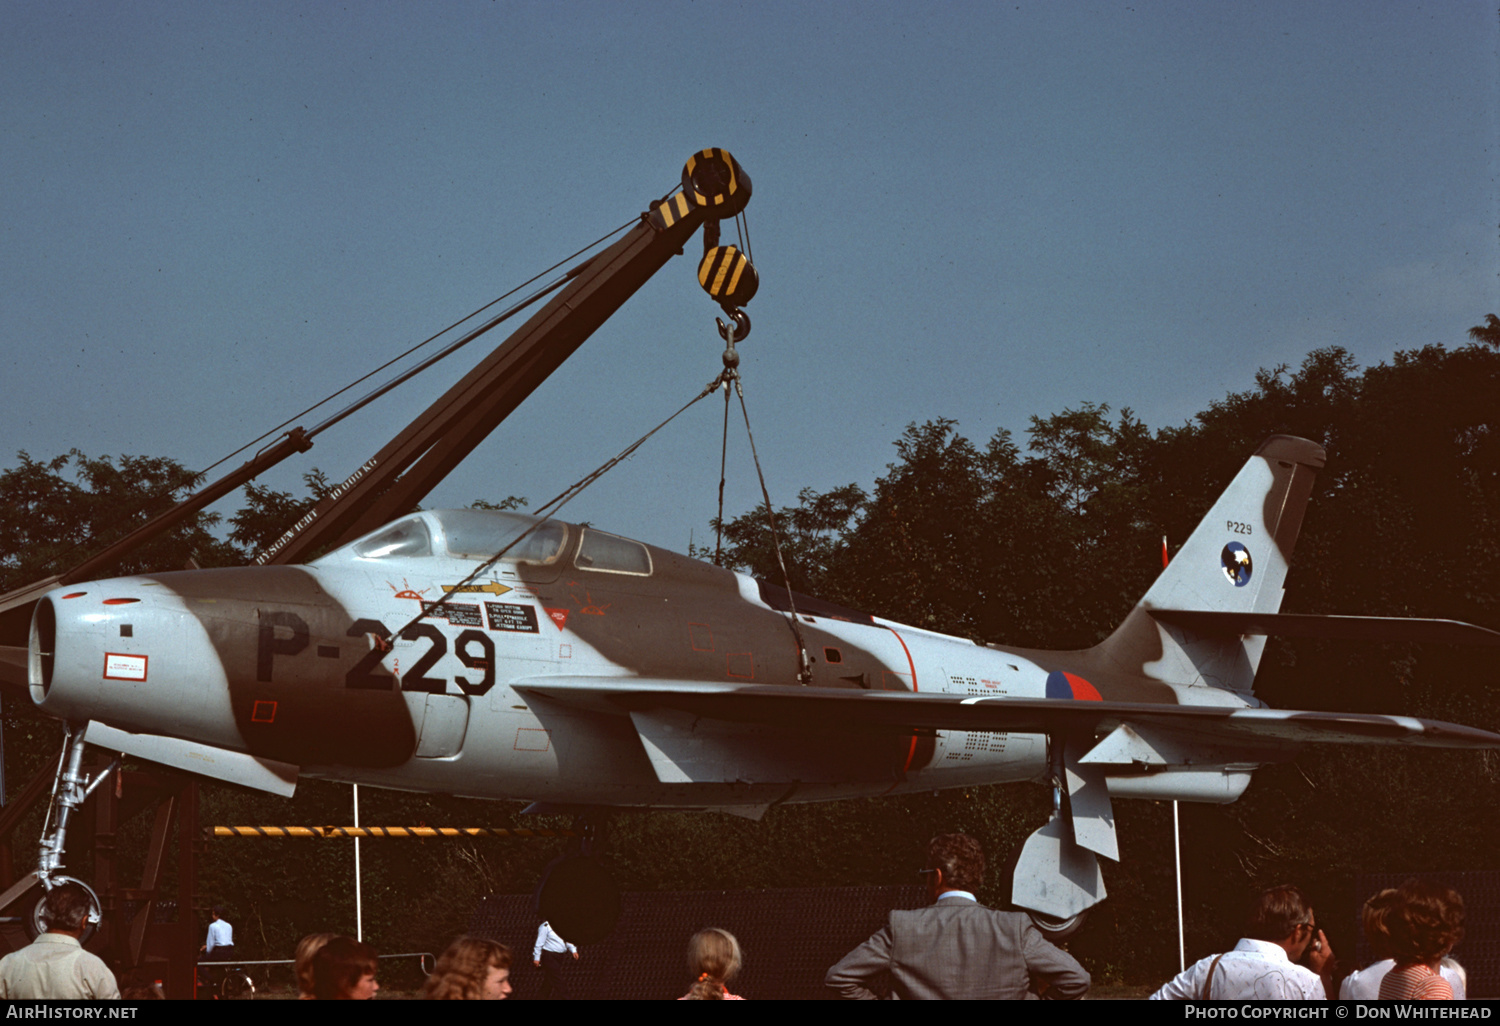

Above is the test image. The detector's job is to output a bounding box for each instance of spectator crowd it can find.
[0,838,1474,1000]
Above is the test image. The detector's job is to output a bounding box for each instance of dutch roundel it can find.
[1045,671,1102,701]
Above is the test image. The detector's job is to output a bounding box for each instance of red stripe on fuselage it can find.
[885,626,921,779]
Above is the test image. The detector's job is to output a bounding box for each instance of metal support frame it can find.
[86,757,200,998]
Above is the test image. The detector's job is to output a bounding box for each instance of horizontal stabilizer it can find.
[512,678,1500,750]
[85,721,299,796]
[1151,610,1500,646]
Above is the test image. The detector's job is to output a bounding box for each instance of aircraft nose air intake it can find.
[31,568,426,770]
[32,590,145,715]
[28,597,56,703]
[26,580,244,749]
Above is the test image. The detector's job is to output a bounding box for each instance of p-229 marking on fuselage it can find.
[39,507,1090,808]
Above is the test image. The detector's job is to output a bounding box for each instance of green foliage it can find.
[716,409,1163,647]
[0,451,240,593]
[1469,313,1500,349]
[706,328,1500,982]
[711,483,865,593]
[468,496,528,511]
[3,318,1498,986]
[228,470,335,557]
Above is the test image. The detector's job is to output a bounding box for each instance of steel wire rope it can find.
[714,382,732,565]
[734,209,753,265]
[731,376,813,684]
[29,217,639,576]
[384,367,730,643]
[380,331,813,686]
[714,211,751,565]
[216,215,638,471]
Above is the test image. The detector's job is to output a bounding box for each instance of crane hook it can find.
[716,308,751,344]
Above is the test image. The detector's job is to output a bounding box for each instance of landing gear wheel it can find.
[25,876,102,945]
[1027,909,1089,942]
[220,967,256,1000]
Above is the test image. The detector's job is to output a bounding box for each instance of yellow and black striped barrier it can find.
[210,826,578,839]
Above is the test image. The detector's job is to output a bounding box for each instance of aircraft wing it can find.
[512,678,1500,750]
[1150,610,1500,646]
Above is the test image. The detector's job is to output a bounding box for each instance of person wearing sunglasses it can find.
[1151,885,1334,1000]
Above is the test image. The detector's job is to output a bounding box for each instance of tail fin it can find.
[1097,435,1326,696]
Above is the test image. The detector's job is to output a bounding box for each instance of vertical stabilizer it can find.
[1098,435,1326,696]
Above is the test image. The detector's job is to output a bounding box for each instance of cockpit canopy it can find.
[316,510,568,567]
[314,509,653,576]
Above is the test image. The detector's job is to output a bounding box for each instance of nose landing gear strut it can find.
[0,724,115,941]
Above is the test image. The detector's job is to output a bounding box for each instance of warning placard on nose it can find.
[485,602,539,634]
[104,653,148,681]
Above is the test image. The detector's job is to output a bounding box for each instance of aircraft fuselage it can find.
[28,508,1221,811]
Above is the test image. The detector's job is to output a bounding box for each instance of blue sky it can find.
[3,1,1495,554]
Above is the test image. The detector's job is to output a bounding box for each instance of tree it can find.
[831,421,1061,639]
[227,470,335,558]
[1469,313,1500,349]
[710,483,865,595]
[0,450,240,594]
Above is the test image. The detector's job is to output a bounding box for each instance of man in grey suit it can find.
[825,833,1090,1000]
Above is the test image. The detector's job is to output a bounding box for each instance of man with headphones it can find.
[0,883,118,999]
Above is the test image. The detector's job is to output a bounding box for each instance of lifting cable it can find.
[714,378,732,566]
[204,215,640,477]
[385,366,733,643]
[734,208,753,265]
[379,162,813,678]
[34,217,639,576]
[400,170,759,634]
[707,292,812,684]
[394,304,815,691]
[729,371,814,685]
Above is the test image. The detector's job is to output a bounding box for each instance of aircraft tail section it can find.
[1098,435,1326,696]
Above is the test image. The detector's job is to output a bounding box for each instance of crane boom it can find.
[0,148,753,660]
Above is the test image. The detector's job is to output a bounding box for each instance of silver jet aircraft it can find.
[26,433,1500,921]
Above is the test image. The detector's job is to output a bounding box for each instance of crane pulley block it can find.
[698,245,759,308]
[647,148,760,319]
[648,148,752,231]
[682,148,751,218]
